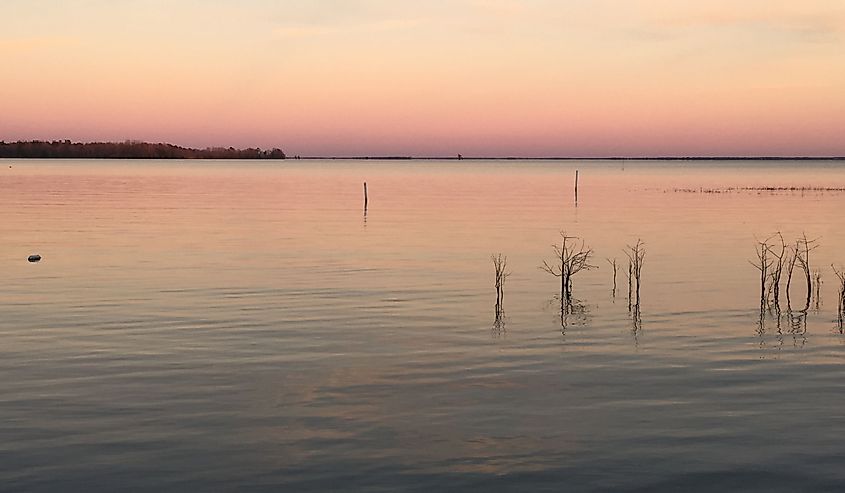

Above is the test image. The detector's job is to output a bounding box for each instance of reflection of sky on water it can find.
[2,159,845,490]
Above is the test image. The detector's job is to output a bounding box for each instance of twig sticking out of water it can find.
[785,245,798,309]
[574,170,579,205]
[625,239,645,311]
[492,253,510,322]
[794,233,819,311]
[540,232,596,305]
[754,233,821,315]
[750,237,774,309]
[606,257,618,298]
[768,233,787,310]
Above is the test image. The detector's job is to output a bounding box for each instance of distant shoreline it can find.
[1,141,843,161]
[296,156,845,161]
[4,156,844,161]
[0,140,285,160]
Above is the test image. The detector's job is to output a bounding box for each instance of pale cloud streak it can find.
[272,18,424,39]
[644,1,845,41]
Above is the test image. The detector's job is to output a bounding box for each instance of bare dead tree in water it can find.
[625,239,645,310]
[540,232,596,304]
[768,233,787,310]
[832,265,845,332]
[753,233,816,348]
[750,238,773,308]
[492,253,510,322]
[606,257,618,298]
[785,245,798,309]
[794,233,819,311]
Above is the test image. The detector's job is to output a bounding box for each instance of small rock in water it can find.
[28,254,41,263]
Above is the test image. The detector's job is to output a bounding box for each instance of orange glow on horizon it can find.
[2,1,844,156]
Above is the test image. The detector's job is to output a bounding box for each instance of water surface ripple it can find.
[2,159,845,492]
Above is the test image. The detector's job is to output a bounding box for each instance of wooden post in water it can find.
[574,170,579,204]
[363,182,368,211]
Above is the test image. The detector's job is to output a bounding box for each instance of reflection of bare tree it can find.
[757,310,784,354]
[774,318,785,353]
[812,268,822,311]
[556,296,589,335]
[833,265,845,333]
[491,309,508,338]
[787,309,808,348]
[630,302,642,336]
[757,304,808,353]
[756,308,786,355]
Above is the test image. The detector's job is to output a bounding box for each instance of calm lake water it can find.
[3,159,845,492]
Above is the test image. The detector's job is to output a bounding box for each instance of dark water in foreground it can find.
[2,159,845,492]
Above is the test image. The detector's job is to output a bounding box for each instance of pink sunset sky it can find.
[2,0,844,157]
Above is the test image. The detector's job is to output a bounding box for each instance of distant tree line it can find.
[0,140,285,159]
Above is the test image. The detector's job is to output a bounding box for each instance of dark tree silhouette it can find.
[540,232,596,304]
[492,253,510,324]
[0,140,285,160]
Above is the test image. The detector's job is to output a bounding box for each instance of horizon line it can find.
[2,140,844,161]
[4,156,845,161]
[294,156,845,161]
